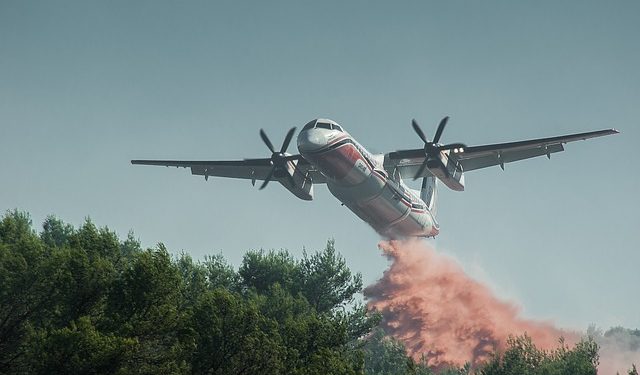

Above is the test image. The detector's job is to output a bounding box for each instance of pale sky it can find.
[1,1,638,330]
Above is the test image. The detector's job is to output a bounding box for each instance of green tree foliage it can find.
[0,210,47,372]
[40,215,74,248]
[0,210,634,374]
[203,253,240,290]
[105,245,188,374]
[361,329,469,375]
[239,249,298,294]
[190,288,284,374]
[298,239,363,314]
[24,316,136,375]
[363,328,423,375]
[478,334,599,375]
[233,240,376,374]
[0,212,376,374]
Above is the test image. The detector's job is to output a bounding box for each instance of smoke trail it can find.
[592,327,640,375]
[364,239,574,368]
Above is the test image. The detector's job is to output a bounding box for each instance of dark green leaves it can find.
[0,212,374,374]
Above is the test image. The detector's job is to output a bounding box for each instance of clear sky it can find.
[1,1,638,330]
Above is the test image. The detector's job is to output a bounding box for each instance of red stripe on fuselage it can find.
[304,136,373,182]
[305,136,420,210]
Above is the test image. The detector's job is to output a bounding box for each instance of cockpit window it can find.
[303,120,343,132]
[302,120,316,131]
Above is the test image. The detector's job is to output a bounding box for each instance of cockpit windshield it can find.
[301,120,343,132]
[302,120,316,131]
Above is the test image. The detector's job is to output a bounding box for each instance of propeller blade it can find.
[280,127,296,153]
[260,129,276,153]
[432,116,449,144]
[412,119,428,144]
[438,142,467,151]
[413,160,429,180]
[259,167,275,190]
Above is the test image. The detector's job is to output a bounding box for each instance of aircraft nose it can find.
[297,128,328,153]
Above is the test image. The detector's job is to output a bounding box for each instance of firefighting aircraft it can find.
[132,118,618,238]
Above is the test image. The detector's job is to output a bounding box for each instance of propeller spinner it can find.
[258,127,297,189]
[411,117,466,180]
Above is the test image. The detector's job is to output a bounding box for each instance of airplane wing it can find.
[453,128,619,171]
[131,157,327,183]
[386,128,618,176]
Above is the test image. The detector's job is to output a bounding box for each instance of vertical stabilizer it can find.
[421,175,437,217]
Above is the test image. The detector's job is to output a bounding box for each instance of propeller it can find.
[411,117,466,180]
[258,127,297,190]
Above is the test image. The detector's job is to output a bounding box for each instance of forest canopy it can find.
[0,210,634,375]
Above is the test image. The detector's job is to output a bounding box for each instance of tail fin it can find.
[421,175,437,217]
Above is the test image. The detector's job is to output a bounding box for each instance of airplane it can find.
[132,117,618,239]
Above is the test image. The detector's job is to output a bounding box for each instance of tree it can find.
[69,219,121,262]
[44,244,116,328]
[298,239,363,314]
[104,245,189,374]
[239,249,297,294]
[203,253,240,291]
[176,252,208,308]
[478,334,599,375]
[40,215,74,248]
[234,242,374,374]
[120,231,142,259]
[23,316,135,375]
[190,288,284,375]
[0,211,51,372]
[363,329,422,375]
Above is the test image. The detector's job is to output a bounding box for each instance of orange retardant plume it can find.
[364,239,575,368]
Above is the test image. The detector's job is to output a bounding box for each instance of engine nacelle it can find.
[427,152,465,191]
[277,162,314,201]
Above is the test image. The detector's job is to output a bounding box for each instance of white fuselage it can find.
[297,122,439,238]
